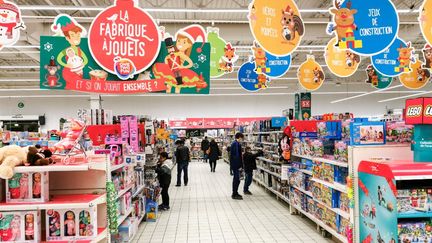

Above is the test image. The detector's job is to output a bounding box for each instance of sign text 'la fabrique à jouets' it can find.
[40,0,210,94]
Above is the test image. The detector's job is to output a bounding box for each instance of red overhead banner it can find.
[169,117,269,129]
[65,77,166,93]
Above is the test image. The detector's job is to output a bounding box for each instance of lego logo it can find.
[406,105,422,117]
[425,105,432,117]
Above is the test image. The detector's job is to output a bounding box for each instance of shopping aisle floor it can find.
[134,161,334,243]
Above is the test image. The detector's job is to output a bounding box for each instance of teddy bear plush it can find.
[0,145,28,179]
[26,146,53,166]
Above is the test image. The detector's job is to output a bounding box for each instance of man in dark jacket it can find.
[230,132,244,200]
[201,136,210,163]
[156,152,172,210]
[175,140,190,186]
[208,139,221,172]
[243,147,263,195]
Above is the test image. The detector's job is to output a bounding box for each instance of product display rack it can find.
[0,154,110,243]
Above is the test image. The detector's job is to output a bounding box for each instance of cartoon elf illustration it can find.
[51,15,88,86]
[153,24,208,94]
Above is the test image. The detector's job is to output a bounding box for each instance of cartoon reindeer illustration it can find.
[345,51,360,67]
[252,41,268,73]
[396,43,414,71]
[422,44,432,69]
[256,74,268,89]
[313,67,325,83]
[281,5,304,42]
[328,0,358,47]
[218,43,238,73]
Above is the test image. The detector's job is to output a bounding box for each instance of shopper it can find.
[230,132,244,200]
[208,139,221,172]
[243,147,263,195]
[227,145,233,175]
[201,136,210,163]
[156,152,172,210]
[175,140,190,186]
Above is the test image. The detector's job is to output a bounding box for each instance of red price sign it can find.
[301,100,311,108]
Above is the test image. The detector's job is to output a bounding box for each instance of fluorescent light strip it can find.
[378,91,432,103]
[0,66,39,69]
[330,84,404,104]
[19,6,419,14]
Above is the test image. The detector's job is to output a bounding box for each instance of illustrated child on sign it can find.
[52,15,89,85]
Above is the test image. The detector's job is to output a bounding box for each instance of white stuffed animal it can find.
[0,145,28,179]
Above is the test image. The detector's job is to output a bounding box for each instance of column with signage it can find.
[405,97,432,162]
[294,92,312,121]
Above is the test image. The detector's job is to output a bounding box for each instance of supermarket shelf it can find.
[253,178,290,204]
[132,185,145,198]
[270,164,282,169]
[312,197,350,220]
[129,215,146,242]
[291,185,313,197]
[259,141,278,146]
[42,228,106,243]
[116,185,133,200]
[291,167,313,176]
[398,211,432,219]
[290,203,348,243]
[257,157,277,163]
[117,207,134,227]
[257,166,281,178]
[110,162,126,172]
[311,178,348,193]
[0,194,106,211]
[13,162,110,173]
[292,154,348,168]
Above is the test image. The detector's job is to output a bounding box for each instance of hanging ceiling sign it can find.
[326,0,398,56]
[207,27,238,78]
[399,56,431,90]
[248,0,304,56]
[325,37,361,77]
[365,65,393,89]
[0,0,26,51]
[371,38,414,77]
[238,61,267,92]
[297,55,325,91]
[420,0,432,45]
[88,0,161,80]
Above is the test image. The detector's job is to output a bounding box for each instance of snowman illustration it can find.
[0,0,25,50]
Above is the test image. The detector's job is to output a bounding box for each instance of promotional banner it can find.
[405,97,432,125]
[40,15,210,94]
[237,61,266,92]
[207,27,238,78]
[325,37,361,77]
[420,0,432,45]
[248,0,304,56]
[371,38,414,77]
[327,0,399,56]
[265,52,291,78]
[297,55,325,91]
[300,92,312,120]
[365,65,393,89]
[399,58,431,90]
[87,0,161,80]
[0,0,26,51]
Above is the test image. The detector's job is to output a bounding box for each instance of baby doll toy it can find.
[25,214,34,240]
[47,210,61,237]
[64,211,76,236]
[19,173,29,199]
[51,119,85,154]
[32,173,42,198]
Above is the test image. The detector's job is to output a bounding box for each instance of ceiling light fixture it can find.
[378,91,432,103]
[330,84,404,104]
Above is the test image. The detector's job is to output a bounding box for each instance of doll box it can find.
[6,172,49,203]
[45,208,97,241]
[0,211,40,243]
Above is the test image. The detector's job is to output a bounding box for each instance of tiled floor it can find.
[134,161,334,243]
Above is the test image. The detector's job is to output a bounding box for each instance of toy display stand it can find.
[349,145,413,243]
[357,159,432,243]
[0,155,110,243]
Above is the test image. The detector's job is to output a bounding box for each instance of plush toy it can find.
[26,146,53,166]
[0,145,28,179]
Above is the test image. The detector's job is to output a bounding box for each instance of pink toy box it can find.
[0,211,40,243]
[6,172,49,203]
[45,208,97,241]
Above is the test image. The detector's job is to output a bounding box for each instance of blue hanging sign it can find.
[327,0,399,56]
[238,61,269,92]
[265,53,291,78]
[371,38,414,77]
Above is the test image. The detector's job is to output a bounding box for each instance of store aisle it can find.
[134,161,333,243]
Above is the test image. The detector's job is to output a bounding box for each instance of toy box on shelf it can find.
[45,208,97,241]
[0,211,40,243]
[357,160,432,243]
[6,172,49,203]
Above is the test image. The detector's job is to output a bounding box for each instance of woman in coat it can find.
[208,139,221,172]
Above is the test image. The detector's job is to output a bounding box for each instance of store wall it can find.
[0,94,406,131]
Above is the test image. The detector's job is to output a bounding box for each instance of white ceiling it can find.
[0,0,430,100]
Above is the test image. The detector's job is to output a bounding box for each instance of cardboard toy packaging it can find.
[6,172,49,203]
[45,208,97,241]
[0,211,40,243]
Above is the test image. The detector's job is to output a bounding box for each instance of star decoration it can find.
[44,42,53,52]
[198,54,206,63]
[193,63,199,69]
